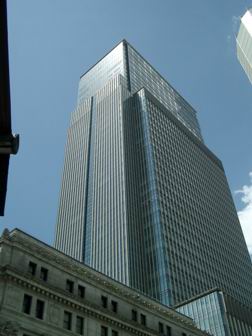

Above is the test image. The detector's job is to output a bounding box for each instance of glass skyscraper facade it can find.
[55,40,252,333]
[237,8,252,84]
[77,41,202,141]
[176,290,229,336]
[176,289,252,336]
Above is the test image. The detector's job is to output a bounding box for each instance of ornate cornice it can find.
[0,230,209,335]
[1,270,157,336]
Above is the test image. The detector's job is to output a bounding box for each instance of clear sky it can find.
[1,0,252,254]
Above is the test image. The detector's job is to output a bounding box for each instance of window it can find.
[112,331,118,336]
[76,316,84,335]
[66,279,74,293]
[40,267,48,281]
[101,326,108,336]
[101,295,108,308]
[78,285,85,298]
[111,300,117,313]
[28,261,37,276]
[167,326,172,336]
[140,314,146,326]
[159,322,164,334]
[35,299,44,319]
[63,311,72,330]
[22,294,32,314]
[131,309,137,322]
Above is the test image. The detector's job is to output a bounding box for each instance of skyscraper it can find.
[237,8,252,83]
[55,40,252,333]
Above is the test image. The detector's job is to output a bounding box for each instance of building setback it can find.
[237,8,252,83]
[54,40,252,334]
[175,289,252,336]
[0,228,210,336]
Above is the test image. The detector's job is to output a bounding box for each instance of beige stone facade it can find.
[0,228,209,336]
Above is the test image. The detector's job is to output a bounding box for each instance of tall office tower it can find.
[237,8,252,83]
[55,40,252,333]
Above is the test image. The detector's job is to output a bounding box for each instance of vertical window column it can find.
[76,316,84,335]
[66,279,74,293]
[132,309,137,322]
[35,299,45,319]
[63,311,72,330]
[40,267,48,281]
[22,294,32,315]
[101,326,108,336]
[28,262,37,276]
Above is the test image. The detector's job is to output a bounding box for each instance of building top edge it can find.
[240,9,252,36]
[173,288,222,308]
[79,39,126,79]
[79,39,198,117]
[242,8,252,16]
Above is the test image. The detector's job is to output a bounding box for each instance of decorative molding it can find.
[6,234,186,321]
[0,269,208,336]
[0,321,19,336]
[1,231,209,335]
[1,271,154,336]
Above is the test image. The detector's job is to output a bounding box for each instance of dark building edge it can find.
[82,97,94,262]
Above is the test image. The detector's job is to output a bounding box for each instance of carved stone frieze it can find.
[0,321,19,336]
[0,231,208,335]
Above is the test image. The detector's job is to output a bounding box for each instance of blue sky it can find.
[1,0,252,252]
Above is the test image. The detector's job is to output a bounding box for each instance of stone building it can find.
[0,228,209,336]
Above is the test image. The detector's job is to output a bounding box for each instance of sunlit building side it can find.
[237,9,252,83]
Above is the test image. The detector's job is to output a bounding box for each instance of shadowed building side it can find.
[0,0,19,216]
